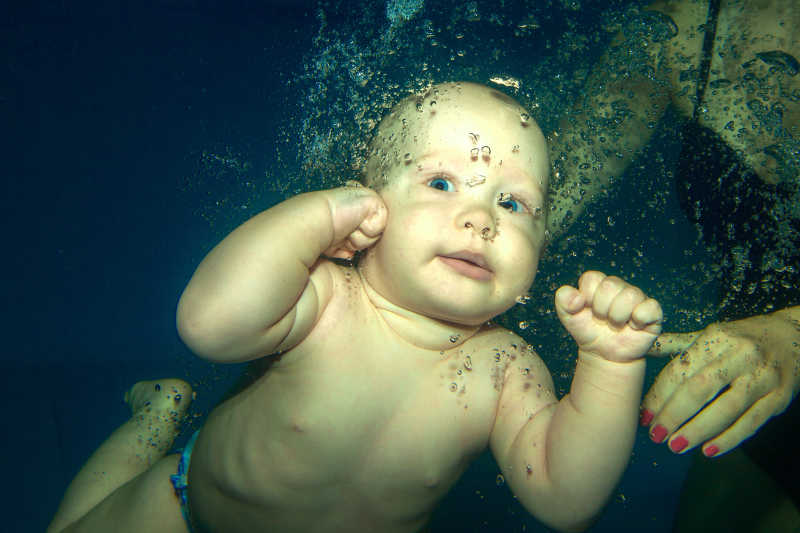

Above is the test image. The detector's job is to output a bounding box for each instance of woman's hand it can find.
[641,309,800,457]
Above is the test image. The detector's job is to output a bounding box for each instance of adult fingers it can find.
[700,388,794,457]
[641,336,737,427]
[661,368,779,454]
[647,331,700,357]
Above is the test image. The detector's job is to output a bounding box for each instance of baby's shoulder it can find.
[464,326,547,374]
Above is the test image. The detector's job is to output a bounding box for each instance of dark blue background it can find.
[1,1,691,531]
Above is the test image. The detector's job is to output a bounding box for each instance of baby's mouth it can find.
[438,251,493,281]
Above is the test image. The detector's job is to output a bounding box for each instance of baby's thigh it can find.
[65,454,188,533]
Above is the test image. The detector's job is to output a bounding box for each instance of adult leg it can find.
[672,448,800,533]
[48,379,192,533]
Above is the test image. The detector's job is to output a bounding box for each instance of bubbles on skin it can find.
[403,152,413,165]
[466,173,486,187]
[470,147,480,160]
[480,145,491,161]
[519,113,530,126]
[449,382,458,392]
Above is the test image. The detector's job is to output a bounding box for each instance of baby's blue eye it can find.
[498,194,523,212]
[428,176,453,191]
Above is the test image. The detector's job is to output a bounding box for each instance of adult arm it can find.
[547,8,674,240]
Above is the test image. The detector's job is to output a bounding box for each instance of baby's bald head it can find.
[361,82,547,191]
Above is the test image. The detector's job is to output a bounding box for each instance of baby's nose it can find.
[460,209,496,240]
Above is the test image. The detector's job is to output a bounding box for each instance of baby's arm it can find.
[176,185,386,362]
[491,272,661,532]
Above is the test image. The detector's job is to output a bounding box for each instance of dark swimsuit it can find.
[676,0,800,506]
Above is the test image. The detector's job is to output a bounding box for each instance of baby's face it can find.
[361,83,549,325]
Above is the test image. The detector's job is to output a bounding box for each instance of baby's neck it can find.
[356,267,481,352]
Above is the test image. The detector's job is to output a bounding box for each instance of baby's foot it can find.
[124,379,194,454]
[124,378,193,418]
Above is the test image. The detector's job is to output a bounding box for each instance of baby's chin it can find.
[421,300,514,327]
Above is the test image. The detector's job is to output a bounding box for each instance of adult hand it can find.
[640,311,800,457]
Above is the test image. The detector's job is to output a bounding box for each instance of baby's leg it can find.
[48,379,192,533]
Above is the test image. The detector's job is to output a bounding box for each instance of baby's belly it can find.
[185,378,490,533]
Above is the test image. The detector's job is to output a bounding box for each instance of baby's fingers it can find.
[347,228,381,250]
[359,202,388,238]
[607,285,646,326]
[554,284,586,316]
[630,298,663,333]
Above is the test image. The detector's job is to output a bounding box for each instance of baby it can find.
[48,82,662,533]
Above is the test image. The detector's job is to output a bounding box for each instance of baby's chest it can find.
[283,343,503,484]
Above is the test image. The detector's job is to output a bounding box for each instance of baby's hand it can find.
[322,182,388,260]
[555,271,662,362]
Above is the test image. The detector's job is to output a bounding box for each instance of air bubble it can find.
[496,474,505,486]
[403,153,413,164]
[470,147,479,160]
[515,293,531,304]
[449,382,458,392]
[481,145,491,159]
[518,321,530,330]
[464,355,473,370]
[466,173,486,187]
[511,144,520,153]
[520,113,530,126]
[429,100,437,109]
[450,334,461,343]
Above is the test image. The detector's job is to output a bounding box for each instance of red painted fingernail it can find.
[703,445,719,457]
[651,425,668,443]
[670,435,689,453]
[640,409,654,426]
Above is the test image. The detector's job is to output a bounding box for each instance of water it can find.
[3,0,760,531]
